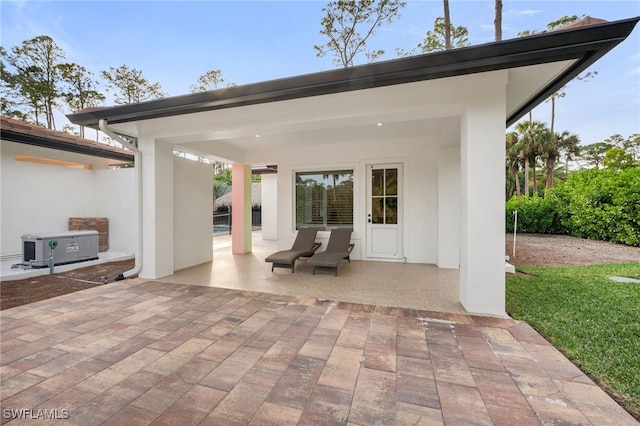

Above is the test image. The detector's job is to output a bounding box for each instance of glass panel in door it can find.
[370,167,399,225]
[367,163,403,260]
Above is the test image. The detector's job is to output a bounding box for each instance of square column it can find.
[437,146,461,269]
[459,73,507,316]
[260,173,278,240]
[138,136,174,279]
[232,163,252,254]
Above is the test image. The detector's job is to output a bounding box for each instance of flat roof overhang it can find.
[68,17,639,131]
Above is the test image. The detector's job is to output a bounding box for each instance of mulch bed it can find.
[0,259,134,310]
[506,233,640,267]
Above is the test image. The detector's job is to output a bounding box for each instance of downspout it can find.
[99,119,142,279]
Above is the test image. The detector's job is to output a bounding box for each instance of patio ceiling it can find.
[136,78,469,163]
[67,17,638,163]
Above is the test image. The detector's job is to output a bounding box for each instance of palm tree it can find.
[515,120,549,196]
[540,130,580,189]
[506,132,521,196]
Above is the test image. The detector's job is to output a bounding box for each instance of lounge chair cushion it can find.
[265,228,320,272]
[308,229,354,276]
[265,249,315,266]
[306,250,350,268]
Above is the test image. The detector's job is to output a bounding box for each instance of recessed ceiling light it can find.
[377,123,383,127]
[255,134,260,138]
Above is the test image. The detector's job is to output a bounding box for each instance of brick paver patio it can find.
[1,279,636,425]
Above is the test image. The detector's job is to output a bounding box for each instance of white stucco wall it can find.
[249,135,441,264]
[437,146,461,268]
[93,168,136,252]
[0,140,136,259]
[260,174,278,240]
[173,155,213,271]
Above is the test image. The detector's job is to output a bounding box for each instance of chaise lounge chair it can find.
[307,228,354,276]
[265,228,321,273]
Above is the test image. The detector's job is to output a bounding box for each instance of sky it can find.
[1,0,639,146]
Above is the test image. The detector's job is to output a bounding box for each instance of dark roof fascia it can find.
[67,17,639,129]
[1,128,135,162]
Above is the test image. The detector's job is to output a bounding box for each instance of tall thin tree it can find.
[315,0,406,67]
[494,0,502,41]
[1,35,65,129]
[59,63,105,138]
[443,0,452,50]
[101,65,165,104]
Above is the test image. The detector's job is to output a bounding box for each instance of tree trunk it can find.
[45,96,56,130]
[494,0,502,41]
[513,171,521,197]
[523,157,530,196]
[443,0,452,50]
[532,160,537,195]
[545,154,556,189]
[551,99,555,133]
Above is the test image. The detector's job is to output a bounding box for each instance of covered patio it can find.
[158,232,464,314]
[67,17,639,318]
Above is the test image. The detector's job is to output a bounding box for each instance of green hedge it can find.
[505,195,567,234]
[506,168,640,246]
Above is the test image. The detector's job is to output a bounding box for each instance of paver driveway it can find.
[0,279,636,425]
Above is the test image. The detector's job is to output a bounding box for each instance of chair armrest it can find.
[312,242,322,252]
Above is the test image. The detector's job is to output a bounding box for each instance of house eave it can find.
[67,17,639,130]
[0,129,135,163]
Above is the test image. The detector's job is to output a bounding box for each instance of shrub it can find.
[558,168,640,246]
[505,194,567,234]
[507,168,640,247]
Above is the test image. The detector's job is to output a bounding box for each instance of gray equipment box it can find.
[21,230,99,268]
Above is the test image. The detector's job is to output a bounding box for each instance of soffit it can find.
[124,62,565,162]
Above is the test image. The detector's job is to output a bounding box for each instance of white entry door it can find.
[366,163,403,259]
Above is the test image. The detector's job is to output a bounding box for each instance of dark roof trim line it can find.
[1,129,135,162]
[67,17,639,129]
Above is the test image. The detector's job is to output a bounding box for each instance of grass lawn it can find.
[506,262,640,419]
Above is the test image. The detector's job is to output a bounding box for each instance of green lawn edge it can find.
[506,262,640,419]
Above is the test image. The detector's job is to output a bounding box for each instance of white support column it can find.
[231,163,252,254]
[139,136,175,279]
[260,173,278,241]
[437,146,461,269]
[459,73,507,316]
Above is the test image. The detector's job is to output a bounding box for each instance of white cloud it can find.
[628,66,640,76]
[517,9,543,17]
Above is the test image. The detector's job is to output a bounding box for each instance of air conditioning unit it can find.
[21,230,99,268]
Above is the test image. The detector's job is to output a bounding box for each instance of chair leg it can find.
[271,264,275,272]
